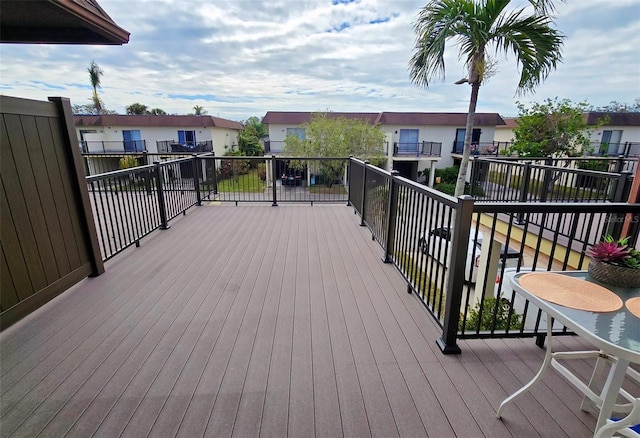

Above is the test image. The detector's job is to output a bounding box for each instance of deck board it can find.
[1,203,637,438]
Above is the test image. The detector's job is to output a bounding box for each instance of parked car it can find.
[417,227,523,283]
[281,172,302,186]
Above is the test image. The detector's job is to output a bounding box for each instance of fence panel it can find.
[87,165,161,260]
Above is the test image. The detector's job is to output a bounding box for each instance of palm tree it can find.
[192,105,207,115]
[410,0,564,195]
[88,60,104,114]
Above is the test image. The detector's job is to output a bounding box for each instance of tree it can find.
[238,126,264,156]
[510,98,606,157]
[126,103,149,115]
[72,103,116,115]
[88,60,104,114]
[592,98,640,113]
[192,105,207,115]
[243,116,268,140]
[409,0,564,196]
[283,112,385,185]
[149,108,167,115]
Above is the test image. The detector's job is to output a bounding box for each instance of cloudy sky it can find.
[1,0,639,121]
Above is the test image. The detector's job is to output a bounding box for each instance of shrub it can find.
[257,163,266,181]
[119,155,139,170]
[461,297,523,331]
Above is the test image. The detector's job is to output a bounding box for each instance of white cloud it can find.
[1,0,638,120]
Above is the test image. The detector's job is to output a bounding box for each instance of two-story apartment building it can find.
[75,114,244,157]
[495,112,640,156]
[262,111,505,180]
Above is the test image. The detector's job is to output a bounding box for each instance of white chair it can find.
[594,398,640,438]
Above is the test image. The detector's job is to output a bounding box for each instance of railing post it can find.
[517,162,532,223]
[615,154,626,173]
[211,153,218,195]
[346,155,353,206]
[437,195,475,355]
[382,170,400,263]
[539,155,553,202]
[155,161,170,230]
[192,154,201,206]
[360,160,369,226]
[606,171,633,238]
[271,155,278,206]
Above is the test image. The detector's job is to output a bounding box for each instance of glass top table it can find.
[497,270,640,436]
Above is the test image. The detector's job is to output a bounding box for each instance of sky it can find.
[1,0,639,122]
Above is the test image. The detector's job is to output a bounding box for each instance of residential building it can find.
[496,112,640,156]
[75,114,244,157]
[261,111,505,180]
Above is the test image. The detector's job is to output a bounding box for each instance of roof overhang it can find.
[1,0,130,45]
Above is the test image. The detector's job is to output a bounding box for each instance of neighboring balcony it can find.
[80,140,147,153]
[452,141,512,156]
[393,141,442,157]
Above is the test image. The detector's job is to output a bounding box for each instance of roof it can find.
[584,112,640,126]
[262,112,381,125]
[499,118,519,129]
[75,115,244,130]
[500,113,640,129]
[1,0,129,45]
[377,112,505,126]
[262,111,505,126]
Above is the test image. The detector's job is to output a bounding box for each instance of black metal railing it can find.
[393,141,442,157]
[452,141,512,155]
[80,140,147,153]
[156,140,214,154]
[470,157,634,203]
[348,157,640,354]
[87,155,351,259]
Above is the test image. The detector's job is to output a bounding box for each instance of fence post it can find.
[615,154,626,173]
[360,160,369,226]
[517,162,532,223]
[437,195,475,355]
[346,156,353,206]
[193,154,201,206]
[382,170,400,263]
[155,161,169,230]
[606,171,633,238]
[211,153,218,195]
[271,155,278,206]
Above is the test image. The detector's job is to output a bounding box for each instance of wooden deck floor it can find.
[1,203,634,437]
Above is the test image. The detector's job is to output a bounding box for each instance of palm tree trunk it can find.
[455,80,480,196]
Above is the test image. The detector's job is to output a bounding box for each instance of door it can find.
[398,129,419,153]
[123,130,142,151]
[454,128,481,153]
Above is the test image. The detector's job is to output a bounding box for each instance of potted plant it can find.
[587,235,640,288]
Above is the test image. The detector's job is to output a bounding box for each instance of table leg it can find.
[581,353,608,412]
[596,358,630,432]
[497,317,554,419]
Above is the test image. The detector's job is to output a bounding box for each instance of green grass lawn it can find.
[217,170,265,193]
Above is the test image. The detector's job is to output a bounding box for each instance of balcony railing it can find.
[452,141,512,155]
[393,141,442,157]
[80,140,147,153]
[85,155,350,260]
[348,158,640,353]
[156,140,213,154]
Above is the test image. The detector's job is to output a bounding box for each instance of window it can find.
[122,130,142,151]
[454,128,481,153]
[286,128,306,140]
[398,129,419,152]
[600,130,623,155]
[178,130,196,147]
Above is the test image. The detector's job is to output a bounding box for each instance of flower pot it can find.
[588,259,640,288]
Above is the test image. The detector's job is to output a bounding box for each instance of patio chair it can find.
[594,397,640,438]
